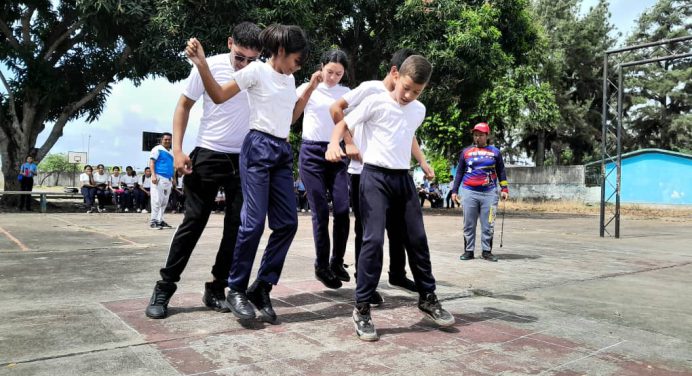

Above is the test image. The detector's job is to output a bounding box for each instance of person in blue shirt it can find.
[149,133,175,229]
[18,155,38,211]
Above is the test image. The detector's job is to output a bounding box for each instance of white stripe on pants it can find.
[151,178,172,223]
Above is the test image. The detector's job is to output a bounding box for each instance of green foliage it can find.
[38,153,74,173]
[623,0,691,153]
[427,152,452,184]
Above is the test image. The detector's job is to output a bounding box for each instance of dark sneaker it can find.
[158,221,173,229]
[203,281,230,313]
[388,273,417,293]
[460,251,474,260]
[353,303,378,341]
[330,262,350,282]
[145,281,177,319]
[247,280,278,324]
[481,251,498,262]
[418,292,455,327]
[226,288,255,320]
[315,267,342,289]
[368,290,384,307]
[150,221,160,230]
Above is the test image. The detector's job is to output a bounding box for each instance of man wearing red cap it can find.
[451,122,509,261]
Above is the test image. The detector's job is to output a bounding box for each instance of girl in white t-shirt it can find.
[93,163,111,212]
[80,165,97,213]
[295,50,352,289]
[109,166,125,211]
[121,166,138,212]
[137,167,152,213]
[185,24,321,323]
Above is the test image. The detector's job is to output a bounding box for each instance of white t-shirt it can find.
[93,171,109,186]
[297,82,350,142]
[345,92,426,170]
[141,175,151,189]
[183,54,250,153]
[233,61,297,138]
[109,174,122,188]
[79,173,92,187]
[340,80,388,174]
[122,174,138,188]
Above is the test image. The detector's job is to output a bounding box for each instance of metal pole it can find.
[600,53,608,237]
[606,35,692,54]
[616,66,623,238]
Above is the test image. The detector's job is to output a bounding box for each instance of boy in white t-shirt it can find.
[327,55,454,341]
[329,49,433,302]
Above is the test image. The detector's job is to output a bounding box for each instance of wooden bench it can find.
[0,191,84,213]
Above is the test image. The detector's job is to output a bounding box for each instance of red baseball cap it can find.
[472,122,490,134]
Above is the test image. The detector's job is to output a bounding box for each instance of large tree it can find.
[623,0,691,153]
[0,0,193,198]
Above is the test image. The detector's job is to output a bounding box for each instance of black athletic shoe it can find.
[481,251,498,262]
[203,281,230,313]
[315,267,343,289]
[150,221,160,230]
[460,251,474,260]
[226,288,255,320]
[353,303,378,341]
[330,262,350,282]
[145,281,177,319]
[247,280,278,324]
[368,290,384,307]
[158,221,173,229]
[388,273,417,293]
[418,292,455,327]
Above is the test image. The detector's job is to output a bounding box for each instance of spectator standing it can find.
[17,155,38,211]
[149,133,175,229]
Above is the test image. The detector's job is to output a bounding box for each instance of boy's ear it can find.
[227,37,234,50]
[389,66,399,77]
[277,46,286,58]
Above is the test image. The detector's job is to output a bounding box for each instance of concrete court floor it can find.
[0,209,690,376]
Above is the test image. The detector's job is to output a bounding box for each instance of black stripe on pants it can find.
[356,164,436,303]
[159,147,242,283]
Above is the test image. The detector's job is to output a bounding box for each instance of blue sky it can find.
[22,0,656,170]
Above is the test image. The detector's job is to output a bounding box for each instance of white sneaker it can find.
[124,208,129,212]
[141,209,148,214]
[136,208,141,213]
[86,208,93,214]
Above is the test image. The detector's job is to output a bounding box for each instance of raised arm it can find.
[292,70,322,124]
[185,38,241,104]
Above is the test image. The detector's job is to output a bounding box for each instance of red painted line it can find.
[0,226,29,251]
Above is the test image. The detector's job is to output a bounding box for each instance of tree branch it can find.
[43,21,84,61]
[37,46,132,160]
[21,5,37,46]
[0,17,21,50]
[0,69,22,135]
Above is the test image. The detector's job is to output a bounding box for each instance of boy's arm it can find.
[173,95,195,175]
[292,70,322,124]
[326,120,353,162]
[185,38,241,104]
[329,98,359,160]
[451,151,466,203]
[411,137,434,180]
[495,150,509,200]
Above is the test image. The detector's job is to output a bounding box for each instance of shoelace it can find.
[154,292,169,305]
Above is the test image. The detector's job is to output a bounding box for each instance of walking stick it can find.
[499,198,506,248]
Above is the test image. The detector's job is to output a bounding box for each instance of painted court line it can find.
[0,226,29,251]
[49,216,143,247]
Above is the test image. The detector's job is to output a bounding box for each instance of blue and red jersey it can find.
[451,145,509,194]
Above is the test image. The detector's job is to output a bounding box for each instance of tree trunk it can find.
[0,133,24,207]
[535,130,545,167]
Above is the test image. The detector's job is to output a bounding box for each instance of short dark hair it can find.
[84,165,92,171]
[232,22,261,51]
[399,55,432,85]
[112,166,120,171]
[97,164,105,169]
[390,48,416,70]
[259,24,309,66]
[321,49,349,81]
[161,132,172,139]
